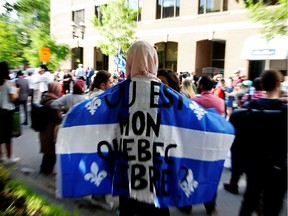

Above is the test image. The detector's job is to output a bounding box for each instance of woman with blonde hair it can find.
[181,78,196,98]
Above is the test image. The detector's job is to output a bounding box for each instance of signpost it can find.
[40,47,50,63]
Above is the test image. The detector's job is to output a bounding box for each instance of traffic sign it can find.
[40,47,50,63]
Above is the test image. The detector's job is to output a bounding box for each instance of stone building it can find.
[50,0,287,78]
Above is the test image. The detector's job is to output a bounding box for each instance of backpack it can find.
[30,102,50,132]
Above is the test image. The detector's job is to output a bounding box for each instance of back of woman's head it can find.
[0,61,10,85]
[157,68,181,92]
[48,81,62,97]
[73,79,85,94]
[126,41,158,80]
[182,78,196,98]
[90,70,111,90]
[261,69,283,92]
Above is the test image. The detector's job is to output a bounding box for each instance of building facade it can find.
[50,0,287,79]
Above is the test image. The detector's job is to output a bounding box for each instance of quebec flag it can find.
[56,77,235,208]
[114,49,126,73]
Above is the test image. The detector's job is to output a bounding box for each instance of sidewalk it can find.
[8,123,287,216]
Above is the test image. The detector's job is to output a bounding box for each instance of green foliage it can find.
[2,180,77,216]
[236,0,287,40]
[236,0,279,7]
[93,0,139,56]
[0,15,24,67]
[0,164,10,184]
[247,0,287,40]
[13,0,50,33]
[23,28,71,70]
[0,0,70,69]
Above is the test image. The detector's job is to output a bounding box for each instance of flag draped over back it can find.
[56,78,235,208]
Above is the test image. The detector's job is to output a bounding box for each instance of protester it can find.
[15,70,30,125]
[0,62,20,163]
[117,41,169,216]
[191,76,225,116]
[55,41,234,216]
[241,77,266,105]
[36,64,54,98]
[181,78,197,98]
[51,79,86,114]
[62,69,73,94]
[82,70,115,210]
[75,64,86,81]
[189,76,226,215]
[224,77,266,195]
[231,69,243,89]
[25,71,35,103]
[237,69,287,216]
[157,68,181,93]
[39,82,62,175]
[85,66,95,91]
[86,70,114,99]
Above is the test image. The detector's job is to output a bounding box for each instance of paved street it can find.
[6,111,287,216]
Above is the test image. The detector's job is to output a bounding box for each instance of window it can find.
[211,41,225,69]
[156,0,180,19]
[95,5,105,24]
[198,0,227,14]
[128,0,142,22]
[94,48,109,71]
[155,42,178,72]
[72,9,84,25]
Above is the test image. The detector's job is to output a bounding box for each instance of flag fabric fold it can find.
[56,77,235,208]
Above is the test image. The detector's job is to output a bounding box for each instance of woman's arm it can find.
[9,81,18,102]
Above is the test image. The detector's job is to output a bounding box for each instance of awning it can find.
[241,35,288,60]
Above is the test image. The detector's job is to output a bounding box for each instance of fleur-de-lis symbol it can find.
[85,98,101,115]
[189,101,206,120]
[84,162,107,187]
[179,168,199,198]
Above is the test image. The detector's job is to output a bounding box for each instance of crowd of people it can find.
[0,40,287,216]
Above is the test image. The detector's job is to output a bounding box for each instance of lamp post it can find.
[71,21,86,68]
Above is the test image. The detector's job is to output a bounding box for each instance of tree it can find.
[0,0,71,70]
[13,0,71,70]
[236,0,287,40]
[236,0,278,7]
[0,15,24,67]
[22,28,70,70]
[93,0,139,56]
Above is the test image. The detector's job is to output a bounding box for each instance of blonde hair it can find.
[182,79,196,98]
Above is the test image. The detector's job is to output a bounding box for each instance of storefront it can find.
[241,35,288,79]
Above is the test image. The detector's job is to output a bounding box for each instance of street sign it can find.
[40,47,50,63]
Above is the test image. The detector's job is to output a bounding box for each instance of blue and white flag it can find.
[56,78,235,208]
[114,49,126,73]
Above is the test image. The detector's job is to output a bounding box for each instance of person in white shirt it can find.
[51,79,86,113]
[75,64,86,81]
[36,64,54,98]
[25,71,35,102]
[0,61,20,164]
